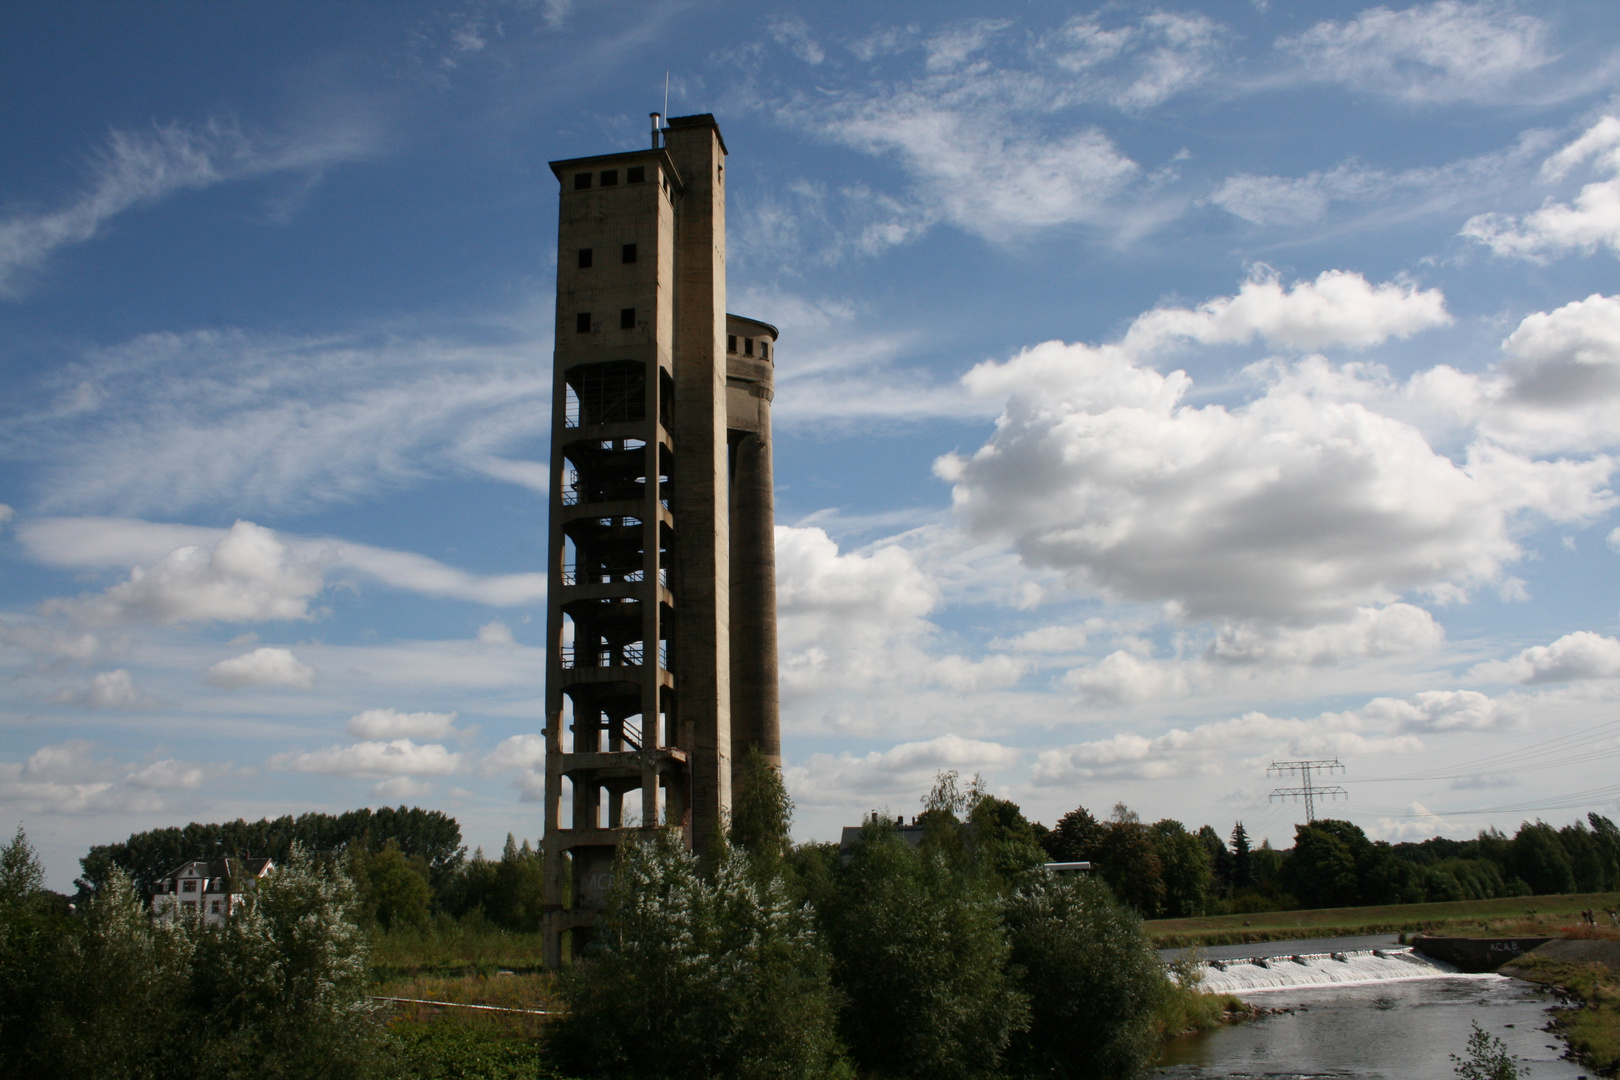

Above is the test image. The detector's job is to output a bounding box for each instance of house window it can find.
[600,169,618,186]
[183,901,197,912]
[622,243,637,264]
[210,900,222,914]
[577,313,592,333]
[744,338,754,357]
[627,166,645,183]
[620,308,636,330]
[727,335,737,353]
[578,248,593,269]
[182,879,198,893]
[575,173,592,190]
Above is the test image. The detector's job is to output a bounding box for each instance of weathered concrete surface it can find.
[1411,935,1555,972]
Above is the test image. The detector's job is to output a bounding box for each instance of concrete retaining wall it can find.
[1410,935,1554,973]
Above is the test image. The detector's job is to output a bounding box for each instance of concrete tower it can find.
[541,114,779,964]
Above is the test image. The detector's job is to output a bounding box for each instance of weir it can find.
[1186,947,1493,994]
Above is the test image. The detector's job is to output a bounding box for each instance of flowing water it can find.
[1154,947,1587,1079]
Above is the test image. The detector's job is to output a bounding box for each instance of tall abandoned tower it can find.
[540,114,779,962]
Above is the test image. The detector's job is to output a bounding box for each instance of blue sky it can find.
[4,0,1620,888]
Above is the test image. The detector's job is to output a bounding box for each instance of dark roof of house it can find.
[163,857,273,880]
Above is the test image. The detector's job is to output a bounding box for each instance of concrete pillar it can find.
[663,115,731,857]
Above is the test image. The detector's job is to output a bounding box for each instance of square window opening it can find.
[622,243,637,264]
[727,334,737,353]
[578,248,593,269]
[761,341,770,360]
[574,173,592,190]
[744,338,754,357]
[627,166,645,183]
[576,312,592,334]
[600,169,618,186]
[620,308,636,330]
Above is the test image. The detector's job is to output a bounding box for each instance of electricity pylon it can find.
[1268,759,1347,822]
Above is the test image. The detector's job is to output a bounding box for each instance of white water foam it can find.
[1186,947,1500,994]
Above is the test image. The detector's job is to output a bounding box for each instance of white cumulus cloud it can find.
[1471,631,1620,684]
[1463,117,1620,261]
[345,708,461,740]
[270,739,463,778]
[938,274,1615,623]
[207,646,315,689]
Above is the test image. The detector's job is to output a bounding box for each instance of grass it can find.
[1155,954,1254,1038]
[1500,951,1620,1078]
[368,924,564,1077]
[1147,891,1620,948]
[369,920,549,979]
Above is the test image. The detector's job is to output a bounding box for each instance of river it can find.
[1154,940,1588,1079]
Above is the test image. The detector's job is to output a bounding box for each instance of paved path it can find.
[1158,932,1402,963]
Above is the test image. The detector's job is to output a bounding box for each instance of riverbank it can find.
[1147,891,1620,948]
[1501,936,1620,1077]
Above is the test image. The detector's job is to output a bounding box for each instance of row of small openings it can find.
[575,166,646,189]
[727,334,771,361]
[577,310,637,332]
[577,244,637,269]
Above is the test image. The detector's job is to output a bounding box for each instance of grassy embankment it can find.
[1503,931,1620,1078]
[1147,891,1620,948]
[368,925,562,1078]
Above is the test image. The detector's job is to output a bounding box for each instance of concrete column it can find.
[663,115,731,856]
[728,421,779,766]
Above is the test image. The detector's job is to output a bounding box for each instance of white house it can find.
[150,857,273,925]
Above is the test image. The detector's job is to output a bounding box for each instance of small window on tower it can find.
[760,341,770,360]
[744,338,754,357]
[578,248,593,269]
[620,308,636,330]
[622,243,637,264]
[600,169,618,186]
[727,335,737,353]
[576,313,592,333]
[575,173,592,190]
[627,166,645,183]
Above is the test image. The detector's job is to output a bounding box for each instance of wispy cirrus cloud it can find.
[1275,2,1558,105]
[0,116,381,298]
[3,323,552,517]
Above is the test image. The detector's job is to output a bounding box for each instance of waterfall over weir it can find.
[1186,947,1489,994]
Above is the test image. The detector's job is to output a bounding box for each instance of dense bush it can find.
[549,828,843,1080]
[1004,871,1169,1080]
[5,831,393,1080]
[820,817,1028,1080]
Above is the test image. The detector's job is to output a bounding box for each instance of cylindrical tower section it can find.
[725,314,780,767]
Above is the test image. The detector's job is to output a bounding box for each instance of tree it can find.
[1042,805,1105,864]
[551,829,843,1080]
[1004,871,1170,1080]
[28,869,190,1077]
[729,746,793,881]
[1229,822,1254,890]
[967,795,1047,887]
[1283,820,1363,908]
[1510,821,1576,895]
[1589,813,1620,889]
[183,845,389,1079]
[1095,806,1164,918]
[820,818,1027,1080]
[1197,824,1232,895]
[361,842,433,931]
[81,807,465,902]
[1451,1020,1522,1080]
[1151,820,1214,918]
[0,828,73,1073]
